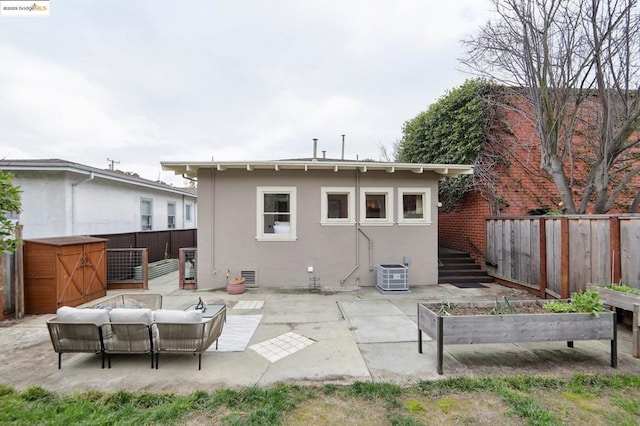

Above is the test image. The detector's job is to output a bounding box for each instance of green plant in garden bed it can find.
[606,283,640,296]
[543,290,605,317]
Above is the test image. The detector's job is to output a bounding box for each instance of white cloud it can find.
[0,0,493,185]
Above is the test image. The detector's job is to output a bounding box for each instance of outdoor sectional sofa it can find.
[46,293,226,370]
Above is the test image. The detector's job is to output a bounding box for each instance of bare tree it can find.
[377,140,402,162]
[461,0,640,213]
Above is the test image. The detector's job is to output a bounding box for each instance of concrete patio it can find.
[1,271,639,394]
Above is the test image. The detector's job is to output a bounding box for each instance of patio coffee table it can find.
[184,303,226,319]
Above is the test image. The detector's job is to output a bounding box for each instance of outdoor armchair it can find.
[46,308,110,369]
[153,307,226,370]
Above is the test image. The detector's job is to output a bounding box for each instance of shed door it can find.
[83,242,106,298]
[56,245,85,307]
[55,243,106,307]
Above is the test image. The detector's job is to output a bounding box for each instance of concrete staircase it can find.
[438,250,494,285]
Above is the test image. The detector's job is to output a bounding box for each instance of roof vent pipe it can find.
[341,134,345,160]
[322,150,326,159]
[313,138,318,160]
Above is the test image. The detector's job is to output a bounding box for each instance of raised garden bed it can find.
[134,258,179,281]
[417,300,617,375]
[589,284,640,357]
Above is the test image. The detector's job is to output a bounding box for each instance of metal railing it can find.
[106,248,148,290]
[179,247,197,289]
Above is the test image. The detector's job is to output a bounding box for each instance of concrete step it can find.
[439,263,480,270]
[439,257,478,265]
[438,250,493,284]
[438,275,494,284]
[439,269,491,277]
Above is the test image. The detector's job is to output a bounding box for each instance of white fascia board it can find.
[160,160,474,178]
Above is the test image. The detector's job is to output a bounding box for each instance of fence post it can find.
[142,248,149,290]
[560,216,570,299]
[179,248,185,289]
[14,225,24,319]
[539,217,547,299]
[610,216,621,284]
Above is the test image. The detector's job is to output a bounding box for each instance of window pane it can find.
[403,194,424,219]
[142,216,152,230]
[264,193,289,213]
[365,194,386,219]
[141,200,151,215]
[264,193,290,234]
[327,193,348,219]
[185,204,192,221]
[167,203,176,215]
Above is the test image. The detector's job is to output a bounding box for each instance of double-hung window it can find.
[167,202,176,229]
[257,186,297,240]
[141,198,153,231]
[321,187,355,225]
[398,187,431,225]
[359,187,393,225]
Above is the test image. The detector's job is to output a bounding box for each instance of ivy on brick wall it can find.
[398,79,494,210]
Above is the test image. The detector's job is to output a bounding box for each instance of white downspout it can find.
[341,169,368,284]
[71,172,94,235]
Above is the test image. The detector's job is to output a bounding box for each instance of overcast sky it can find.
[0,1,492,185]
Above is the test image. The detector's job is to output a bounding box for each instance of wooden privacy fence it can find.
[92,229,196,263]
[486,215,640,298]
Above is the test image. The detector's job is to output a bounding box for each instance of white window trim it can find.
[398,187,432,225]
[359,187,394,226]
[256,186,297,241]
[320,187,355,226]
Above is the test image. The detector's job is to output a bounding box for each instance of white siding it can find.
[10,170,197,239]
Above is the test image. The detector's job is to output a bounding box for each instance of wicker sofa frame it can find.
[46,294,226,370]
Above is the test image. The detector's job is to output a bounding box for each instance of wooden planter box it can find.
[417,301,617,375]
[589,284,640,357]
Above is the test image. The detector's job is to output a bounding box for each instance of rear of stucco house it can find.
[162,160,472,289]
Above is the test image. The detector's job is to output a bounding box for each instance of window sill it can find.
[359,221,394,227]
[256,236,298,242]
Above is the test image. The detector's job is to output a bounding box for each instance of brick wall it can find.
[440,91,640,264]
[439,191,490,265]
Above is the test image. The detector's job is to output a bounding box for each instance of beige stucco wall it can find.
[196,167,440,289]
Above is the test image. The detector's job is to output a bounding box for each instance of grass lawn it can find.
[1,373,639,425]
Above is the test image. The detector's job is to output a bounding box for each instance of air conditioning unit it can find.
[376,264,409,293]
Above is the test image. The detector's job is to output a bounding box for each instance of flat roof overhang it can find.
[161,160,474,180]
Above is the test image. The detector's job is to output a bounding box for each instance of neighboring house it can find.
[0,159,197,239]
[162,159,472,289]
